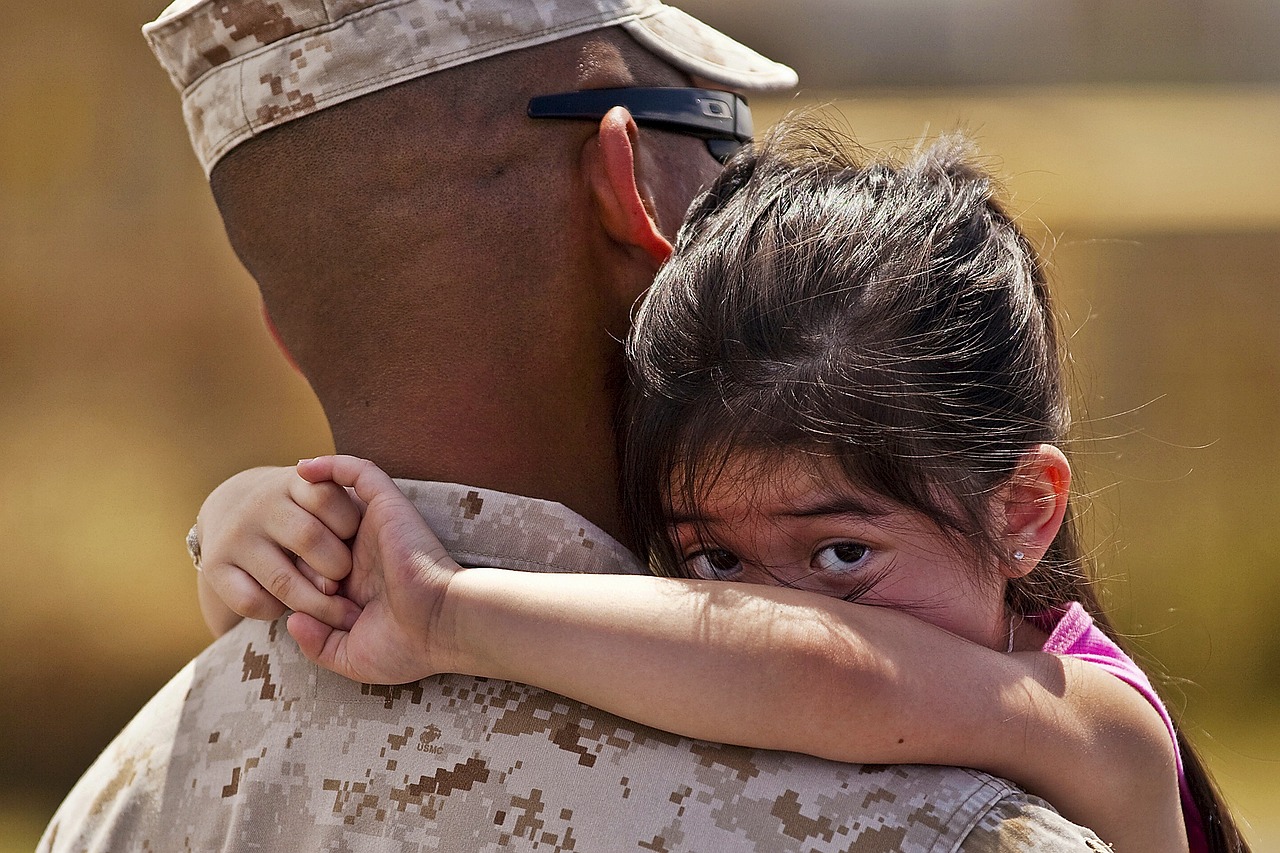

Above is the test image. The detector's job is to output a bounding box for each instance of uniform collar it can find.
[393,479,647,576]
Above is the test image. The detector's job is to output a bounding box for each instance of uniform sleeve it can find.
[958,790,1114,852]
[39,617,1117,853]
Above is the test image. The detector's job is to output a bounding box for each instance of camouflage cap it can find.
[144,0,799,176]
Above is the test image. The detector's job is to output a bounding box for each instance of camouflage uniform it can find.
[40,481,1111,851]
[43,3,1109,848]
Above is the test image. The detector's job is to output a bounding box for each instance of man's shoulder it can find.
[963,791,1115,852]
[42,619,1106,852]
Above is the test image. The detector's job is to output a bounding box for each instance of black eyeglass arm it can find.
[528,87,752,143]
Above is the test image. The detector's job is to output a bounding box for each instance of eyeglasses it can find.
[527,87,753,164]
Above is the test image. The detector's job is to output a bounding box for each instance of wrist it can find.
[430,566,496,678]
[438,567,555,682]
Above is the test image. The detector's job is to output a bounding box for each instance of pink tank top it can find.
[1032,603,1208,853]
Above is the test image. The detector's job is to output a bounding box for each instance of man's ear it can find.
[580,106,673,268]
[999,444,1072,578]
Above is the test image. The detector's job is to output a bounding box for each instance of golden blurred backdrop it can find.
[2,1,1277,848]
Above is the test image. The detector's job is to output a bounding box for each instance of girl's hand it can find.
[287,456,465,685]
[196,466,363,634]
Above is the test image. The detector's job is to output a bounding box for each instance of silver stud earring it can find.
[1013,550,1025,561]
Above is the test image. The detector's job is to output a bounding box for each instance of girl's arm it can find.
[290,455,1187,853]
[443,571,1184,853]
[193,466,363,636]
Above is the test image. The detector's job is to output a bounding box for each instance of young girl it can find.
[189,124,1245,852]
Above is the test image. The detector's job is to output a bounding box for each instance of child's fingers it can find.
[270,504,353,584]
[286,612,340,668]
[215,541,354,630]
[254,549,361,631]
[303,455,400,508]
[288,476,362,541]
[287,612,358,680]
[210,565,289,622]
[295,456,336,484]
[318,456,459,560]
[309,592,361,633]
[296,556,337,596]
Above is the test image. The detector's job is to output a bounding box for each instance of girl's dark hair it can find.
[620,118,1247,851]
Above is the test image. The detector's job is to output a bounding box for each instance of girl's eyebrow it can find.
[665,510,707,525]
[667,496,890,525]
[778,495,889,520]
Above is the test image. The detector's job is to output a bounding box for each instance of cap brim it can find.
[622,6,798,92]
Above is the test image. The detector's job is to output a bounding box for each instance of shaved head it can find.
[212,27,710,382]
[208,27,723,532]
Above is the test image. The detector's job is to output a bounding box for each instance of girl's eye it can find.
[813,541,871,574]
[685,548,743,580]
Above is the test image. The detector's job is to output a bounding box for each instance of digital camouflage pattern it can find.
[142,0,799,175]
[40,480,1112,852]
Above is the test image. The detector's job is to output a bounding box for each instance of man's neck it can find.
[325,376,630,547]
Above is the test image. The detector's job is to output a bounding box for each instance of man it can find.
[40,1,1108,849]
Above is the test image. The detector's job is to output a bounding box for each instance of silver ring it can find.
[185,523,203,572]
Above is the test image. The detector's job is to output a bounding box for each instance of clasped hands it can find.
[195,456,464,684]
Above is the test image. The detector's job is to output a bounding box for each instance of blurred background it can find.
[2,0,1277,847]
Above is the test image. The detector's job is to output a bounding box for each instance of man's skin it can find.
[210,30,709,541]
[196,29,713,632]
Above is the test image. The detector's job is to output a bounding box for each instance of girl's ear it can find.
[999,444,1071,578]
[580,106,674,269]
